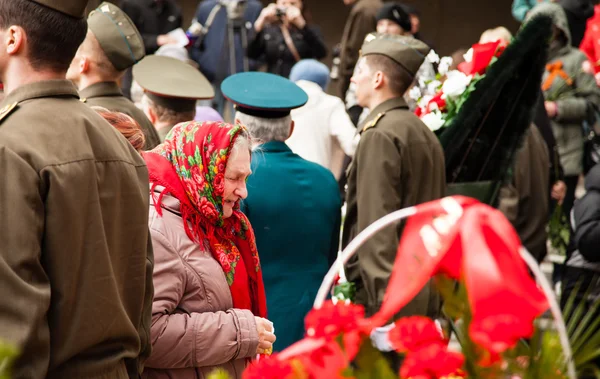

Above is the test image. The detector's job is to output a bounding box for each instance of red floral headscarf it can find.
[144,121,267,318]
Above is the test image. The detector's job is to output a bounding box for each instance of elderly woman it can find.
[142,121,275,379]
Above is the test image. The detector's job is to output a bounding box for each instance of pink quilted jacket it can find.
[142,191,259,379]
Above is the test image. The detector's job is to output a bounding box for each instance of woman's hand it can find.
[254,4,279,32]
[255,317,276,355]
[286,6,306,29]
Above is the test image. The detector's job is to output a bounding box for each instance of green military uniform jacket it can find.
[497,124,550,261]
[0,80,153,379]
[327,0,382,99]
[80,81,161,150]
[342,97,446,317]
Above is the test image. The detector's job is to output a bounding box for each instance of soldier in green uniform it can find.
[342,34,446,320]
[134,55,214,142]
[0,1,153,378]
[67,1,161,150]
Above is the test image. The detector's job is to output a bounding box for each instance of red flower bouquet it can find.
[216,198,576,379]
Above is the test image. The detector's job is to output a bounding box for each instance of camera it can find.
[275,7,287,19]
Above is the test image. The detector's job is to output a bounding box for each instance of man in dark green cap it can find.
[134,55,214,141]
[0,1,153,378]
[222,72,343,351]
[67,1,161,149]
[342,34,445,329]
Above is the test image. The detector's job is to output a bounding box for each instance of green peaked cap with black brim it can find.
[441,15,552,205]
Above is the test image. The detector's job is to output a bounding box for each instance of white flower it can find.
[418,77,427,89]
[442,70,471,99]
[438,56,453,76]
[418,95,433,108]
[421,111,445,131]
[408,86,422,101]
[463,48,473,63]
[427,79,442,95]
[426,50,440,64]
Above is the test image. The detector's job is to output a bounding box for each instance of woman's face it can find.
[276,0,303,10]
[223,148,252,219]
[376,19,405,36]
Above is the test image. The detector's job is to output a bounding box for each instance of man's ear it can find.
[287,120,295,139]
[373,70,385,90]
[5,26,25,56]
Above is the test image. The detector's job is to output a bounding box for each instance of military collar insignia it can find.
[0,102,18,123]
[80,98,87,103]
[361,112,386,134]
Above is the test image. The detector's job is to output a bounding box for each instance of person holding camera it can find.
[248,0,327,78]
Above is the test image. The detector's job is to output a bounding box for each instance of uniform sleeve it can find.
[328,194,342,268]
[354,130,403,315]
[329,99,358,157]
[137,230,155,369]
[0,146,50,355]
[145,227,259,369]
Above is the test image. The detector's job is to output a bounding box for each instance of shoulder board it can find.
[79,97,87,103]
[361,112,385,134]
[0,102,18,124]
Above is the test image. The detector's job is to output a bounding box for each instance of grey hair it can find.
[234,112,292,144]
[230,126,253,157]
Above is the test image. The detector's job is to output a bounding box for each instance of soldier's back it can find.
[0,80,152,379]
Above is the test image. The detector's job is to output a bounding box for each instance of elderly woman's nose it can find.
[235,182,248,199]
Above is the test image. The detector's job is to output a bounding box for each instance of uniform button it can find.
[118,22,123,26]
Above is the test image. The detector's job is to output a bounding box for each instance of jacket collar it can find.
[360,97,408,131]
[79,81,123,100]
[259,140,292,153]
[3,80,79,106]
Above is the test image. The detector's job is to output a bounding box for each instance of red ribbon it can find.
[370,196,548,353]
[458,41,501,76]
[278,196,549,365]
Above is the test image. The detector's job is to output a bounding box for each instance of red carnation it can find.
[296,340,350,379]
[214,173,225,195]
[304,301,365,340]
[400,342,465,379]
[243,354,294,379]
[470,314,535,355]
[415,107,424,117]
[389,316,445,353]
